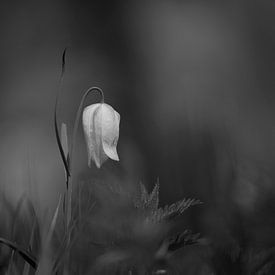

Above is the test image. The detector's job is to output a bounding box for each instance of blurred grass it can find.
[0,175,204,274]
[0,151,274,274]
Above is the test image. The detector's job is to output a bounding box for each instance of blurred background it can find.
[0,0,274,271]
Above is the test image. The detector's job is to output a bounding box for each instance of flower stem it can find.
[54,48,105,267]
[67,86,104,228]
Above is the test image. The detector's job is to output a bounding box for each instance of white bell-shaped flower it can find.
[82,103,120,168]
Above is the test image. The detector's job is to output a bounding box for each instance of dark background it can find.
[0,0,274,262]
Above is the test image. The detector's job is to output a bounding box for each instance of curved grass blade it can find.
[0,237,37,270]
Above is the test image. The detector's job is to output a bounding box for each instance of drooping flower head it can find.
[82,103,120,168]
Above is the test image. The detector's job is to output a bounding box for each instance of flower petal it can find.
[101,104,120,161]
[83,104,106,168]
[82,103,120,168]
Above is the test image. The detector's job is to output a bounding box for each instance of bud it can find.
[82,103,120,168]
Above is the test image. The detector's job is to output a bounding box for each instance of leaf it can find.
[61,123,70,180]
[147,182,160,213]
[61,47,66,75]
[156,198,202,222]
[167,229,201,252]
[54,48,70,183]
[134,182,201,224]
[134,182,149,209]
[47,196,62,244]
[61,123,69,161]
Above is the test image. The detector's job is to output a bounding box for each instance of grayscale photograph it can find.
[0,1,274,274]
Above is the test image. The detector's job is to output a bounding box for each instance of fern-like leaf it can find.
[146,183,160,213]
[167,229,201,252]
[134,182,150,209]
[153,198,201,222]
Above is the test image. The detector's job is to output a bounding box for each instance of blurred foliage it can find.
[0,180,202,274]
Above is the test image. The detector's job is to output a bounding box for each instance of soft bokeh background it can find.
[0,0,274,264]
